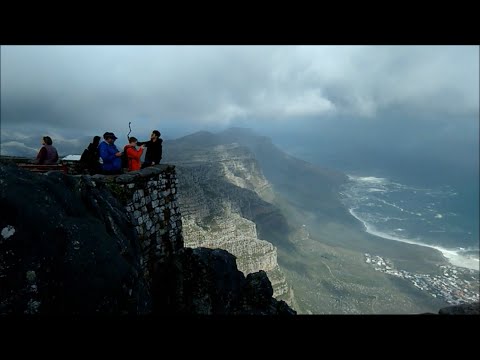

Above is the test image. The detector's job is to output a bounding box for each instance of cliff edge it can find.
[0,162,295,315]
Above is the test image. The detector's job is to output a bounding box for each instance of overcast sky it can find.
[1,45,478,142]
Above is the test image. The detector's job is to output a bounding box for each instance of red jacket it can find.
[124,145,143,171]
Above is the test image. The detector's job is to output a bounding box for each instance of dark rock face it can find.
[244,271,274,306]
[152,247,295,315]
[0,163,295,315]
[438,302,480,315]
[0,163,150,314]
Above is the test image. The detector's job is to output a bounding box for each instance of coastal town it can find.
[365,253,479,305]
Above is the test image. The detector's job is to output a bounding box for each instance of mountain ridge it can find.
[164,128,466,314]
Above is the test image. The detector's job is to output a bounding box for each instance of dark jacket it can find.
[80,143,100,173]
[36,145,58,164]
[137,138,163,164]
[98,141,121,172]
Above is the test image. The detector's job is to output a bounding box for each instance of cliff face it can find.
[163,141,295,306]
[181,211,289,300]
[0,162,295,315]
[212,143,275,203]
[216,128,350,221]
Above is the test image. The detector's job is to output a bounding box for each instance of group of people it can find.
[33,130,163,175]
[80,130,163,175]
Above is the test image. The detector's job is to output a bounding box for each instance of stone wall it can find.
[90,165,183,281]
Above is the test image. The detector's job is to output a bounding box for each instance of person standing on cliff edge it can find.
[98,132,123,175]
[137,130,163,168]
[123,137,144,171]
[80,135,101,174]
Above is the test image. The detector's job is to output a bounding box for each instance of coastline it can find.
[348,207,479,271]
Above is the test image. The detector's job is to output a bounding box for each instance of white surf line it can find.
[348,208,479,271]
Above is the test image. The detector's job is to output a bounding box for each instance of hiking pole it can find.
[127,121,132,142]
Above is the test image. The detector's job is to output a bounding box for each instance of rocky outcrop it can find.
[0,163,150,314]
[153,247,295,315]
[0,162,295,315]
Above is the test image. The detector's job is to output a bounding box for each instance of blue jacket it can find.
[98,141,121,171]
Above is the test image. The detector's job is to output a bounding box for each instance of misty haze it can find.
[1,45,478,314]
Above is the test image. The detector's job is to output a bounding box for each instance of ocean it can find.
[339,175,479,270]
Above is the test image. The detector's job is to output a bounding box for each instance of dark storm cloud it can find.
[1,45,478,140]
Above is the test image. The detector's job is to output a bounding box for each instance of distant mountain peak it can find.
[179,130,215,139]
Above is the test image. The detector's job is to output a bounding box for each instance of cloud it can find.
[280,90,335,117]
[1,45,478,139]
[297,45,479,118]
[0,129,94,157]
[0,141,38,156]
